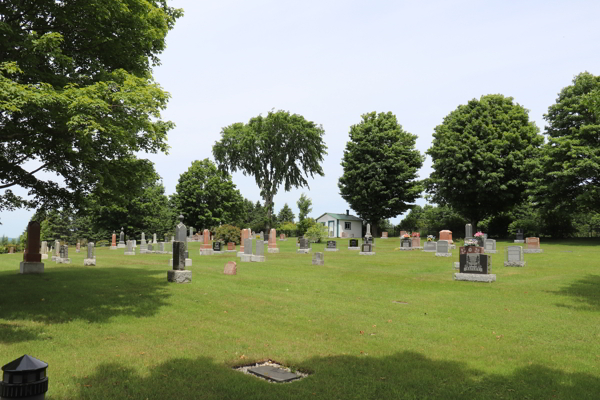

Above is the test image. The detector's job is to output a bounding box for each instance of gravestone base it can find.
[110,246,117,250]
[435,252,452,257]
[413,246,424,250]
[58,258,71,264]
[237,251,244,257]
[278,238,288,241]
[454,262,460,270]
[139,249,147,254]
[124,251,135,256]
[251,255,265,262]
[399,247,413,251]
[312,259,324,265]
[84,258,96,266]
[454,273,496,282]
[514,240,525,243]
[359,251,375,256]
[41,254,48,260]
[51,256,57,261]
[212,251,223,255]
[241,254,253,262]
[199,249,214,256]
[19,262,44,274]
[348,247,360,250]
[76,249,80,253]
[297,249,310,254]
[504,261,526,267]
[325,248,339,252]
[484,249,498,254]
[225,250,237,253]
[381,237,388,239]
[156,250,168,255]
[523,249,543,253]
[422,250,436,253]
[117,244,126,249]
[167,270,192,283]
[267,248,280,253]
[450,245,456,250]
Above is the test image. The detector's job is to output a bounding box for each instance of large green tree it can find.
[172,159,245,231]
[426,95,543,231]
[535,72,600,213]
[296,193,312,222]
[0,1,182,218]
[338,112,424,236]
[213,110,327,229]
[277,203,295,223]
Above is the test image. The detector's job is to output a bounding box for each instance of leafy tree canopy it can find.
[277,203,295,223]
[535,72,600,212]
[426,95,543,231]
[213,110,327,228]
[296,193,312,222]
[338,112,424,235]
[0,0,182,218]
[172,159,245,231]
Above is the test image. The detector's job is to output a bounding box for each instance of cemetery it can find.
[1,232,599,399]
[2,2,599,398]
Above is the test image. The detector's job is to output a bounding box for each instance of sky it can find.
[2,0,600,237]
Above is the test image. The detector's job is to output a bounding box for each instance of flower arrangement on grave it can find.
[474,231,484,237]
[402,234,410,239]
[464,238,479,246]
[427,235,435,242]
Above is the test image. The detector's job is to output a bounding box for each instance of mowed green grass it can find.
[1,238,599,399]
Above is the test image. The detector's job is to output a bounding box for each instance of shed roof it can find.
[316,213,362,222]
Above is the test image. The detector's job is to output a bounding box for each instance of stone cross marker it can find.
[20,221,44,274]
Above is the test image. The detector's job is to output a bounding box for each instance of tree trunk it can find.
[265,194,273,231]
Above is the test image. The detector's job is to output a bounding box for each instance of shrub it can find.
[215,224,241,244]
[306,223,328,243]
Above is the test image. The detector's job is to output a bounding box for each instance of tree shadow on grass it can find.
[60,351,600,400]
[551,274,600,311]
[0,267,170,343]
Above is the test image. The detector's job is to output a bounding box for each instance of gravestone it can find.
[439,230,453,244]
[504,246,526,267]
[348,238,360,250]
[365,223,372,239]
[188,227,194,241]
[381,232,388,239]
[140,232,148,253]
[20,221,44,274]
[238,228,247,257]
[359,242,375,256]
[298,238,310,254]
[41,241,48,260]
[167,241,192,283]
[200,228,213,255]
[118,227,126,248]
[465,224,473,240]
[124,240,135,255]
[454,246,495,282]
[253,240,265,262]
[152,233,158,244]
[58,244,71,263]
[279,233,287,241]
[400,237,412,250]
[110,232,117,250]
[325,240,338,252]
[312,252,324,265]
[268,228,279,253]
[524,237,543,253]
[76,241,81,253]
[169,215,191,266]
[423,241,437,252]
[241,238,253,262]
[157,242,167,254]
[484,239,497,254]
[224,261,237,275]
[147,243,154,253]
[411,233,422,249]
[515,228,524,243]
[84,242,96,266]
[212,241,223,254]
[52,240,60,261]
[435,240,451,257]
[226,242,236,253]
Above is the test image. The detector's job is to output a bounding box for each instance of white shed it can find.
[315,211,363,238]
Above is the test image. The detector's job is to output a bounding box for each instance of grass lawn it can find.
[1,238,599,399]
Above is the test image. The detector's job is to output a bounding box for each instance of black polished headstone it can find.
[349,239,358,247]
[213,241,221,251]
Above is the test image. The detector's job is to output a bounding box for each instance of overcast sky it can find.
[2,0,600,238]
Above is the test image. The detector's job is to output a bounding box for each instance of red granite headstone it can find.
[224,261,237,275]
[382,232,388,238]
[202,229,211,249]
[526,237,540,249]
[111,233,116,247]
[23,221,41,262]
[268,228,277,249]
[439,230,453,244]
[227,242,235,251]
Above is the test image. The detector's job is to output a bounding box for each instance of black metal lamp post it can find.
[0,355,48,400]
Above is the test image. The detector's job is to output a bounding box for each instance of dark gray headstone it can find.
[326,240,337,249]
[459,252,490,274]
[299,238,309,249]
[349,239,359,247]
[401,238,411,248]
[213,241,221,251]
[172,241,185,270]
[516,229,524,241]
[361,243,372,252]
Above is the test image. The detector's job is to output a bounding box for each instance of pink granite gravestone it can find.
[439,230,453,244]
[224,261,237,275]
[20,221,44,274]
[227,242,235,251]
[202,229,211,249]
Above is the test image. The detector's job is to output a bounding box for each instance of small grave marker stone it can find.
[505,246,526,267]
[524,237,543,253]
[224,261,237,275]
[325,240,338,252]
[312,252,324,265]
[435,240,451,257]
[84,242,96,266]
[348,238,360,250]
